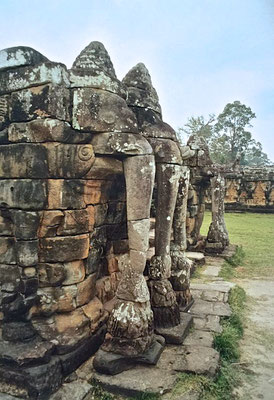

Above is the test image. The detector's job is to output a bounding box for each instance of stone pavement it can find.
[1,252,234,400]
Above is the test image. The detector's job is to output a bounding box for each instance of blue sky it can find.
[1,0,274,161]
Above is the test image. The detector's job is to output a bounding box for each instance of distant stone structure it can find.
[224,166,274,213]
[0,42,231,399]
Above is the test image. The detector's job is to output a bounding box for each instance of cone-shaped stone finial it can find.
[123,63,154,92]
[122,63,161,114]
[72,41,116,77]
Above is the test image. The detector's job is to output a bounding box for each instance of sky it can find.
[1,0,274,161]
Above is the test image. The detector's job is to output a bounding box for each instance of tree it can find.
[179,101,272,166]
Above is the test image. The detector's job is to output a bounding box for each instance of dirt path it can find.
[234,279,274,400]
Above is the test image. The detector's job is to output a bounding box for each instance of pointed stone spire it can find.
[122,63,161,114]
[72,41,116,78]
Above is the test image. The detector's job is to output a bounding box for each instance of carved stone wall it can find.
[224,167,274,213]
[0,45,134,398]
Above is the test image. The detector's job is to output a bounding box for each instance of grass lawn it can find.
[201,211,274,279]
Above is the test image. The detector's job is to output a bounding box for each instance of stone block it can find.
[2,321,37,342]
[39,234,90,262]
[69,66,126,97]
[12,210,40,240]
[106,201,126,225]
[76,273,97,306]
[82,296,104,324]
[183,329,214,348]
[47,179,110,209]
[0,95,9,130]
[50,381,93,400]
[94,203,108,226]
[0,237,16,264]
[0,61,69,94]
[44,143,95,178]
[0,264,21,292]
[0,336,54,367]
[0,210,14,236]
[72,88,138,132]
[37,263,66,287]
[0,143,48,178]
[90,132,152,156]
[8,119,92,144]
[84,156,123,179]
[38,210,64,237]
[63,260,85,285]
[15,240,38,267]
[0,179,47,210]
[10,84,70,122]
[57,209,90,236]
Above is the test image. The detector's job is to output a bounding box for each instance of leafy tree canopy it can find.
[178,101,271,166]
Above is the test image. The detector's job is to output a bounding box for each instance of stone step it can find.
[190,299,232,317]
[185,251,205,266]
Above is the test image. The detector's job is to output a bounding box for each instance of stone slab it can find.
[202,265,221,277]
[155,313,193,344]
[193,315,222,333]
[183,329,214,348]
[94,365,178,397]
[185,252,205,265]
[50,381,92,400]
[190,281,234,293]
[191,299,231,317]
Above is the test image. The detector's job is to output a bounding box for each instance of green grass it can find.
[201,212,274,278]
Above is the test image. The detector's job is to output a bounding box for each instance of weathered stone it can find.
[94,336,164,375]
[0,61,69,95]
[0,95,9,131]
[124,155,155,220]
[173,345,220,378]
[193,315,222,333]
[62,260,86,285]
[22,267,36,278]
[50,381,92,400]
[116,270,150,303]
[103,300,153,356]
[0,357,63,400]
[90,132,152,156]
[8,119,92,144]
[148,138,182,164]
[82,296,104,324]
[45,143,95,178]
[13,210,40,240]
[18,277,38,296]
[155,312,193,344]
[37,262,66,287]
[57,209,90,236]
[0,336,54,367]
[0,210,14,236]
[191,299,231,317]
[122,63,161,114]
[0,46,49,71]
[72,88,138,132]
[10,84,70,122]
[84,156,123,179]
[76,273,97,306]
[15,240,38,267]
[0,179,47,210]
[128,219,150,252]
[183,329,214,348]
[93,361,177,397]
[39,234,89,262]
[0,237,16,264]
[2,321,36,342]
[38,210,64,237]
[47,179,110,209]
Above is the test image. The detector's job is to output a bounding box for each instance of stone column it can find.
[206,172,229,253]
[170,166,193,308]
[94,155,165,374]
[148,163,181,328]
